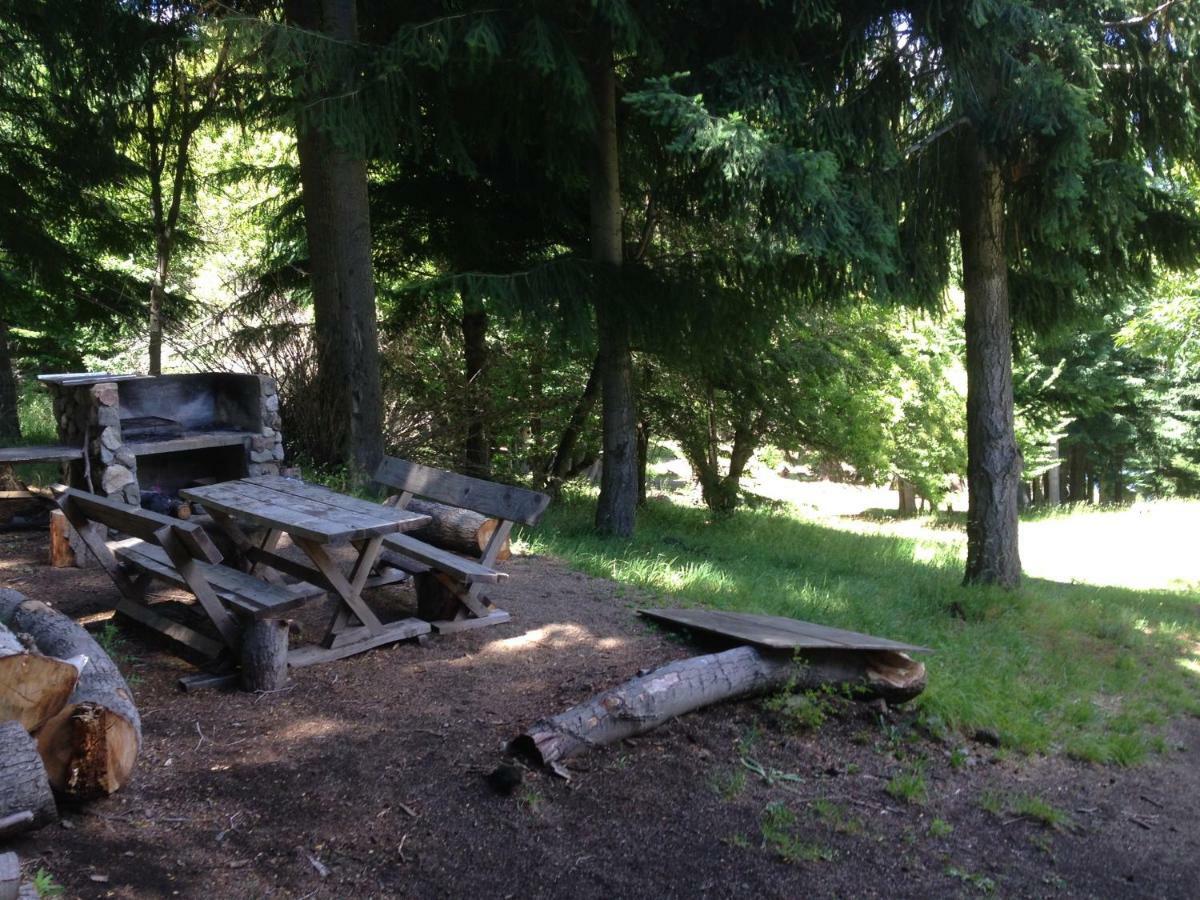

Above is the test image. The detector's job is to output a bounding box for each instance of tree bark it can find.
[0,322,20,445]
[511,646,926,767]
[636,417,649,506]
[405,498,509,560]
[1068,444,1088,503]
[287,0,385,487]
[958,130,1022,587]
[0,721,56,832]
[0,590,141,800]
[1045,441,1062,505]
[240,619,289,692]
[543,353,601,493]
[589,37,637,537]
[461,300,491,478]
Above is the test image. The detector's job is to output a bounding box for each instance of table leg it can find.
[294,536,386,640]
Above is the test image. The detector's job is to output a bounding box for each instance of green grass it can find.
[526,488,1200,759]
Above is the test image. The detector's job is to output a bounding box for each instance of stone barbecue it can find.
[41,373,284,505]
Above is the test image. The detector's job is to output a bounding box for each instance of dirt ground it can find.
[2,526,1199,899]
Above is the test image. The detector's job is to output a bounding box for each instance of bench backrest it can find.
[374,457,551,527]
[59,488,222,563]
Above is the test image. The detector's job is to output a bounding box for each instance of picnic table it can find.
[180,475,432,667]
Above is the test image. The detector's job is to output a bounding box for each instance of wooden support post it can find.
[48,510,75,567]
[240,619,289,692]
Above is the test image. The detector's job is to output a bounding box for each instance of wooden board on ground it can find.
[636,608,932,653]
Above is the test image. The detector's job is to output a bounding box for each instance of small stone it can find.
[250,449,273,463]
[99,446,115,465]
[259,376,278,397]
[97,405,120,428]
[101,464,135,495]
[264,393,280,413]
[251,436,272,452]
[91,383,119,406]
[261,427,275,438]
[271,444,285,461]
[115,447,136,467]
[123,485,141,506]
[100,427,122,451]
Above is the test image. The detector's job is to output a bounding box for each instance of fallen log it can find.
[0,590,141,801]
[0,622,87,732]
[511,645,926,767]
[402,498,510,561]
[0,721,57,833]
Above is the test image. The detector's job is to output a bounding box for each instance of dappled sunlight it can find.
[274,716,353,742]
[476,622,629,659]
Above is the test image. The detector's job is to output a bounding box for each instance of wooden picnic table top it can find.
[180,475,430,544]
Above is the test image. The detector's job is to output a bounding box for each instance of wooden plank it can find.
[113,597,225,660]
[124,430,249,457]
[636,609,933,653]
[117,543,324,618]
[0,445,83,463]
[184,480,414,543]
[374,456,550,526]
[287,618,431,668]
[381,534,507,584]
[158,527,241,648]
[294,537,385,635]
[245,476,428,531]
[430,609,512,634]
[62,489,221,563]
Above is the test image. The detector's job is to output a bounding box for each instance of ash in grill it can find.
[43,373,284,506]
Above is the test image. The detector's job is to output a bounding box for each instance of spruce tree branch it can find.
[902,116,969,160]
[1102,1,1175,28]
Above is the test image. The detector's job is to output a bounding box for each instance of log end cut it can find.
[35,700,139,801]
[864,651,927,704]
[0,651,83,733]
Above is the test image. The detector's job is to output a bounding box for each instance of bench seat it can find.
[115,540,326,619]
[381,533,507,584]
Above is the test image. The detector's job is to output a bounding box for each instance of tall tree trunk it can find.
[543,354,601,494]
[1045,441,1062,505]
[461,299,490,478]
[0,322,20,444]
[589,41,637,536]
[1068,445,1088,503]
[286,0,384,487]
[147,233,170,376]
[958,131,1022,588]
[636,416,649,506]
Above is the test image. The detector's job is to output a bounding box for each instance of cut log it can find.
[0,622,87,732]
[404,499,510,561]
[0,721,57,832]
[48,509,73,567]
[240,619,289,692]
[511,646,926,767]
[0,590,140,801]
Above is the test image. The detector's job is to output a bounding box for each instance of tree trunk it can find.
[589,38,637,537]
[1112,457,1126,504]
[544,354,601,493]
[958,130,1022,587]
[1068,444,1087,503]
[0,623,86,733]
[0,721,56,832]
[1031,476,1043,505]
[0,322,20,445]
[636,417,649,506]
[461,300,490,478]
[147,235,170,376]
[511,646,926,767]
[1045,441,1062,506]
[405,498,509,560]
[897,479,917,517]
[240,619,289,693]
[287,0,385,488]
[0,590,141,800]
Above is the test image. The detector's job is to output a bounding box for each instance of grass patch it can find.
[886,767,929,805]
[529,489,1200,758]
[760,802,836,864]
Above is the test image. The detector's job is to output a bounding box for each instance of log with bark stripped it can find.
[0,590,140,801]
[0,721,57,834]
[511,646,926,766]
[0,622,87,732]
[398,498,510,561]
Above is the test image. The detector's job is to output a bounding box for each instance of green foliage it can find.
[886,767,929,805]
[928,818,954,838]
[759,802,835,864]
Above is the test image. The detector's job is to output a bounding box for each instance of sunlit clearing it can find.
[1021,501,1200,591]
[482,623,594,654]
[277,717,349,741]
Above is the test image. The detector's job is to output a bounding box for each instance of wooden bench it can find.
[373,457,551,633]
[57,488,324,664]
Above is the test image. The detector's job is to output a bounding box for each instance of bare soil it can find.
[1,527,1198,899]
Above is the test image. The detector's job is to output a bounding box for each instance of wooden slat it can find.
[430,610,512,634]
[116,543,324,619]
[287,618,431,668]
[381,534,506,584]
[636,609,933,653]
[0,445,83,463]
[224,480,422,537]
[245,476,428,530]
[294,537,385,635]
[61,488,221,563]
[113,597,225,661]
[374,456,550,526]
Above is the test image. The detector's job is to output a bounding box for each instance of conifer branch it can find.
[1102,1,1176,28]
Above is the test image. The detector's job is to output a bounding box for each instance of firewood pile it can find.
[0,589,142,860]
